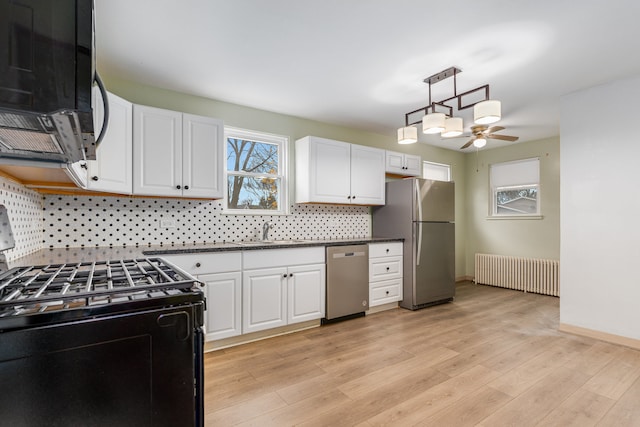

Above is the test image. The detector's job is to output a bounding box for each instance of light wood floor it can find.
[204,281,640,426]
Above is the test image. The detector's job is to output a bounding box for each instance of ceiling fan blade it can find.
[460,139,475,149]
[487,134,519,142]
[486,126,505,134]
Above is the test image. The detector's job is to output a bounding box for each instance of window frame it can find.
[224,127,289,215]
[489,157,541,219]
[423,160,451,181]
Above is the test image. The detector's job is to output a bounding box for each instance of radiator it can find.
[474,253,559,297]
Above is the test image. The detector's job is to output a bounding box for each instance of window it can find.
[490,158,540,217]
[423,161,451,181]
[225,127,288,214]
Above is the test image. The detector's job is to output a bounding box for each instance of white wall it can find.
[560,74,640,340]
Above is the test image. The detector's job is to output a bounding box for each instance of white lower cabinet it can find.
[287,264,326,324]
[243,263,325,333]
[162,247,326,340]
[198,272,242,340]
[243,247,325,334]
[160,252,242,341]
[369,242,403,307]
[243,267,288,333]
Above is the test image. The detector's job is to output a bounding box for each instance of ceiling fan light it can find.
[422,112,446,134]
[397,126,418,144]
[473,137,487,148]
[474,100,501,125]
[441,117,463,138]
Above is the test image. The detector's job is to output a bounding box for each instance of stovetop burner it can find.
[0,258,202,320]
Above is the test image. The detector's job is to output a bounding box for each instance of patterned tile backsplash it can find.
[0,177,45,261]
[43,195,372,248]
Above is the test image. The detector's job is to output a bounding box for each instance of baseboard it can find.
[366,301,399,314]
[204,319,321,352]
[559,323,640,351]
[456,275,474,282]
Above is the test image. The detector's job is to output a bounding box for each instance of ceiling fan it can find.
[460,125,519,149]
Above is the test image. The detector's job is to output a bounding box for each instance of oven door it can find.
[0,303,204,427]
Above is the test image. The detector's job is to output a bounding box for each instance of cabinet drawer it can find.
[369,242,402,258]
[370,278,402,306]
[369,256,402,281]
[161,252,242,275]
[243,247,324,270]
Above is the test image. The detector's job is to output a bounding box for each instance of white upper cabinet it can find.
[133,105,183,197]
[350,144,386,205]
[385,150,421,177]
[87,89,133,194]
[133,105,223,198]
[295,136,385,205]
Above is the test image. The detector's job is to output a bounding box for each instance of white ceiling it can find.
[95,0,640,151]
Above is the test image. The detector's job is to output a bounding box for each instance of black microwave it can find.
[0,0,103,164]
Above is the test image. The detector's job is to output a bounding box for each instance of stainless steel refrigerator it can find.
[372,178,455,310]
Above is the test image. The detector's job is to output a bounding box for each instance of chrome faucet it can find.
[262,222,273,241]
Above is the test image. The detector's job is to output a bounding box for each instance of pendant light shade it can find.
[473,137,487,148]
[422,112,446,134]
[397,126,418,144]
[474,100,501,124]
[441,117,463,138]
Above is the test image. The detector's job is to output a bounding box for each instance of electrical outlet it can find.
[160,219,177,228]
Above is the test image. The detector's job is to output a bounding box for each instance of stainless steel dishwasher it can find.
[324,244,369,322]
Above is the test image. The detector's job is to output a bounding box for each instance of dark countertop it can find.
[6,237,403,267]
[144,237,402,255]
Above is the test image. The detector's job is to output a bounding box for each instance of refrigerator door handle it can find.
[416,222,423,266]
[415,181,423,222]
[415,182,423,266]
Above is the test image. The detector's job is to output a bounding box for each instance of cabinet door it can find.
[385,150,405,175]
[243,267,287,334]
[403,153,422,177]
[350,144,385,205]
[199,272,242,341]
[133,105,183,197]
[307,137,351,203]
[182,114,224,199]
[88,89,133,194]
[287,263,325,324]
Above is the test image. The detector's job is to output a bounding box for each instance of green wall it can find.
[463,136,560,275]
[101,74,469,277]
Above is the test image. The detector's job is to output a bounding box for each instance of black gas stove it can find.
[0,257,204,329]
[0,257,205,427]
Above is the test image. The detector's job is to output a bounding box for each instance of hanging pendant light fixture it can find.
[397,125,418,144]
[442,117,463,138]
[422,112,446,134]
[474,100,501,124]
[399,66,502,147]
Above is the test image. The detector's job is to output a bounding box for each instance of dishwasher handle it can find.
[331,251,366,259]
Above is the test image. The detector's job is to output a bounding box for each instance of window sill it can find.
[486,215,543,220]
